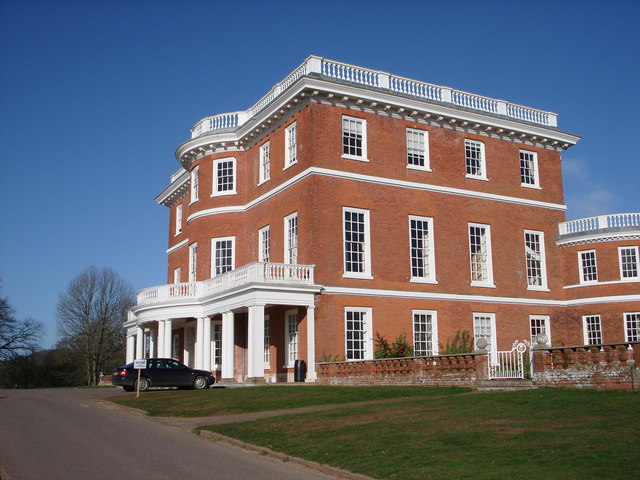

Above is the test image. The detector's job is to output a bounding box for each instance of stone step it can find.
[475,379,536,391]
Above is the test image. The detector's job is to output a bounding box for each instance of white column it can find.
[247,304,265,380]
[157,320,165,358]
[221,311,234,379]
[163,319,173,358]
[305,306,317,381]
[126,333,135,364]
[202,317,211,372]
[195,317,205,370]
[136,326,144,360]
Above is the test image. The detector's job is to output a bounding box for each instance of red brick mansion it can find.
[125,56,640,383]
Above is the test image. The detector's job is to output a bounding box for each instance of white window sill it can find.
[342,154,369,162]
[527,286,550,292]
[407,165,432,172]
[410,278,438,284]
[565,278,639,289]
[521,183,542,190]
[257,179,270,187]
[211,190,237,197]
[283,161,297,171]
[466,174,489,181]
[470,282,496,288]
[343,273,374,280]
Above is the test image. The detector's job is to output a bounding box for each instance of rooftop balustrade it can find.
[136,262,315,307]
[190,55,558,139]
[558,213,640,237]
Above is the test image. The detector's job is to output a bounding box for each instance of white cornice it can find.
[175,75,580,169]
[186,166,566,223]
[556,231,640,247]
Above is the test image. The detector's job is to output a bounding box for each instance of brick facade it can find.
[127,56,639,385]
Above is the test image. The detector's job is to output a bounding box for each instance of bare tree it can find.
[56,267,135,385]
[0,283,44,361]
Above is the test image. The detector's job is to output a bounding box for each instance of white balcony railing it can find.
[190,56,558,138]
[558,213,640,236]
[136,262,315,306]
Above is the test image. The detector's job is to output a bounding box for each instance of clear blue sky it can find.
[1,0,638,348]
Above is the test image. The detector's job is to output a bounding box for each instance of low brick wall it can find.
[317,353,488,387]
[317,343,640,391]
[531,342,640,391]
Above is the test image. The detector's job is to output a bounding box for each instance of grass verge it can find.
[201,388,639,480]
[107,385,470,417]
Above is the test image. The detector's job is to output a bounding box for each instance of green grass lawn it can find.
[201,388,639,480]
[107,385,469,417]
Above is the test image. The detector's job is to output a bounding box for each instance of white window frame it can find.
[344,307,373,361]
[342,116,368,162]
[190,166,199,203]
[173,267,181,284]
[582,314,602,345]
[211,236,235,277]
[259,141,270,184]
[406,128,430,171]
[465,139,486,180]
[413,310,438,356]
[624,312,640,342]
[618,246,639,280]
[473,313,497,363]
[175,204,183,236]
[284,309,299,368]
[468,223,494,287]
[530,315,551,346]
[524,230,548,290]
[284,212,298,264]
[211,321,222,369]
[409,215,436,283]
[188,242,197,282]
[258,225,270,263]
[579,250,598,284]
[263,314,271,367]
[284,122,297,169]
[519,150,540,188]
[212,157,236,196]
[343,207,372,279]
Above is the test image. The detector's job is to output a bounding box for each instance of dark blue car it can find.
[112,358,215,391]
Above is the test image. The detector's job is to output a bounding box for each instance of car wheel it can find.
[122,386,134,392]
[193,376,209,390]
[137,377,150,392]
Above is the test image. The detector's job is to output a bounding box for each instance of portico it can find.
[125,262,320,382]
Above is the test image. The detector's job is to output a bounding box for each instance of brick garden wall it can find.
[531,342,640,391]
[317,342,640,391]
[317,353,488,387]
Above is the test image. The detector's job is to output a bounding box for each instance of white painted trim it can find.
[167,238,189,254]
[284,308,299,368]
[343,207,372,278]
[564,278,640,289]
[344,306,373,361]
[619,246,640,280]
[529,315,551,346]
[186,167,566,224]
[468,222,494,287]
[212,157,237,197]
[412,309,438,356]
[408,215,436,282]
[406,127,430,171]
[623,312,640,342]
[321,285,640,307]
[211,236,236,277]
[341,115,368,162]
[524,229,548,291]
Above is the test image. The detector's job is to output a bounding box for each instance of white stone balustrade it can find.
[558,213,640,236]
[190,56,558,139]
[136,262,315,306]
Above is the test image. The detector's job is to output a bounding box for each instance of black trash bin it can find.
[294,360,307,382]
